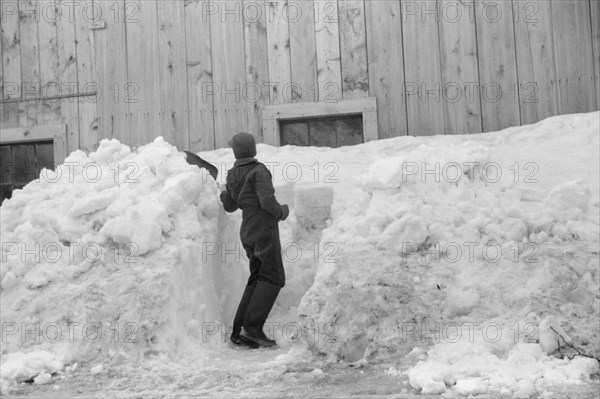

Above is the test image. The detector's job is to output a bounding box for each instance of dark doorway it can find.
[1,141,54,205]
[280,114,363,148]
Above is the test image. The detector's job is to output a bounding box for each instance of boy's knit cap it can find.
[228,132,257,159]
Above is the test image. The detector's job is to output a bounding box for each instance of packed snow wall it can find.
[293,113,600,394]
[1,112,599,396]
[0,138,253,388]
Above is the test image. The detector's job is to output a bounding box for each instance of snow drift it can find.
[0,138,247,390]
[1,112,599,396]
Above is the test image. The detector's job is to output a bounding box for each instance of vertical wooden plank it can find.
[55,0,80,155]
[93,0,128,142]
[365,0,407,138]
[126,0,160,149]
[338,0,368,99]
[288,0,318,103]
[552,0,596,114]
[210,0,247,148]
[314,0,342,102]
[75,0,98,152]
[18,100,42,127]
[0,7,3,101]
[19,0,41,126]
[19,0,39,99]
[2,0,21,100]
[157,0,190,150]
[38,0,59,96]
[266,0,292,105]
[475,0,520,132]
[186,0,215,151]
[1,0,21,127]
[1,103,19,128]
[513,0,558,124]
[401,0,444,135]
[438,0,482,134]
[592,0,600,109]
[38,1,61,130]
[243,0,269,140]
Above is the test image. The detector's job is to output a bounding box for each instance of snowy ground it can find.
[1,112,599,397]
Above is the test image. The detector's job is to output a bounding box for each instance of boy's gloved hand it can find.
[279,204,290,221]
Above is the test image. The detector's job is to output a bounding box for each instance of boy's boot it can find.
[241,280,280,347]
[230,285,259,349]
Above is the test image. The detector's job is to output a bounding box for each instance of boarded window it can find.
[280,114,363,148]
[0,141,54,205]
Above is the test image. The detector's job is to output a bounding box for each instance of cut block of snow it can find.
[454,378,485,396]
[33,372,53,385]
[0,350,64,382]
[90,365,104,375]
[538,317,572,354]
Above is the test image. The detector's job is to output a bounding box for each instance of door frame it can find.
[0,125,68,166]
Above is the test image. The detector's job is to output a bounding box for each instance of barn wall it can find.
[1,0,598,153]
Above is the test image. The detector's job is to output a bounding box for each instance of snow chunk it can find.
[0,350,64,382]
[90,364,104,375]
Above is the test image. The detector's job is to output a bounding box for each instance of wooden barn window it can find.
[262,97,378,147]
[0,125,67,205]
[280,114,363,148]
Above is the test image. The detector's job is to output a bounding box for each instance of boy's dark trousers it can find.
[231,208,284,347]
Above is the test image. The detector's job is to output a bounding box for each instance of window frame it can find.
[262,97,378,146]
[0,125,68,166]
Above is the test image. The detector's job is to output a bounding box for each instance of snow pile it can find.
[407,325,598,396]
[1,112,599,395]
[0,138,241,390]
[294,112,599,390]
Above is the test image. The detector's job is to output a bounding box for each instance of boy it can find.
[220,132,289,348]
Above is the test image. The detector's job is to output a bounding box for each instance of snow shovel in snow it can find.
[185,150,219,181]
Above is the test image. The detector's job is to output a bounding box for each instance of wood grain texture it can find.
[18,0,39,98]
[266,0,292,105]
[314,0,342,102]
[551,0,596,114]
[157,0,190,150]
[19,0,41,126]
[365,0,407,138]
[210,0,248,148]
[513,0,559,124]
[1,2,21,99]
[243,0,269,141]
[289,0,318,102]
[93,0,128,141]
[438,0,482,134]
[401,0,444,135]
[56,0,79,153]
[38,1,59,95]
[592,0,600,109]
[186,0,215,151]
[1,1,21,127]
[338,0,368,99]
[475,0,520,132]
[74,0,98,152]
[126,0,161,149]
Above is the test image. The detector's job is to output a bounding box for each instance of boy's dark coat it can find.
[220,158,285,287]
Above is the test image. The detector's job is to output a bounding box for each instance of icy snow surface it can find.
[1,112,599,397]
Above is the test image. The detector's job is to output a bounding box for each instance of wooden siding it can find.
[0,0,598,154]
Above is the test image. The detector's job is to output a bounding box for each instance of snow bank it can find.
[1,112,599,395]
[0,138,245,391]
[291,112,600,391]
